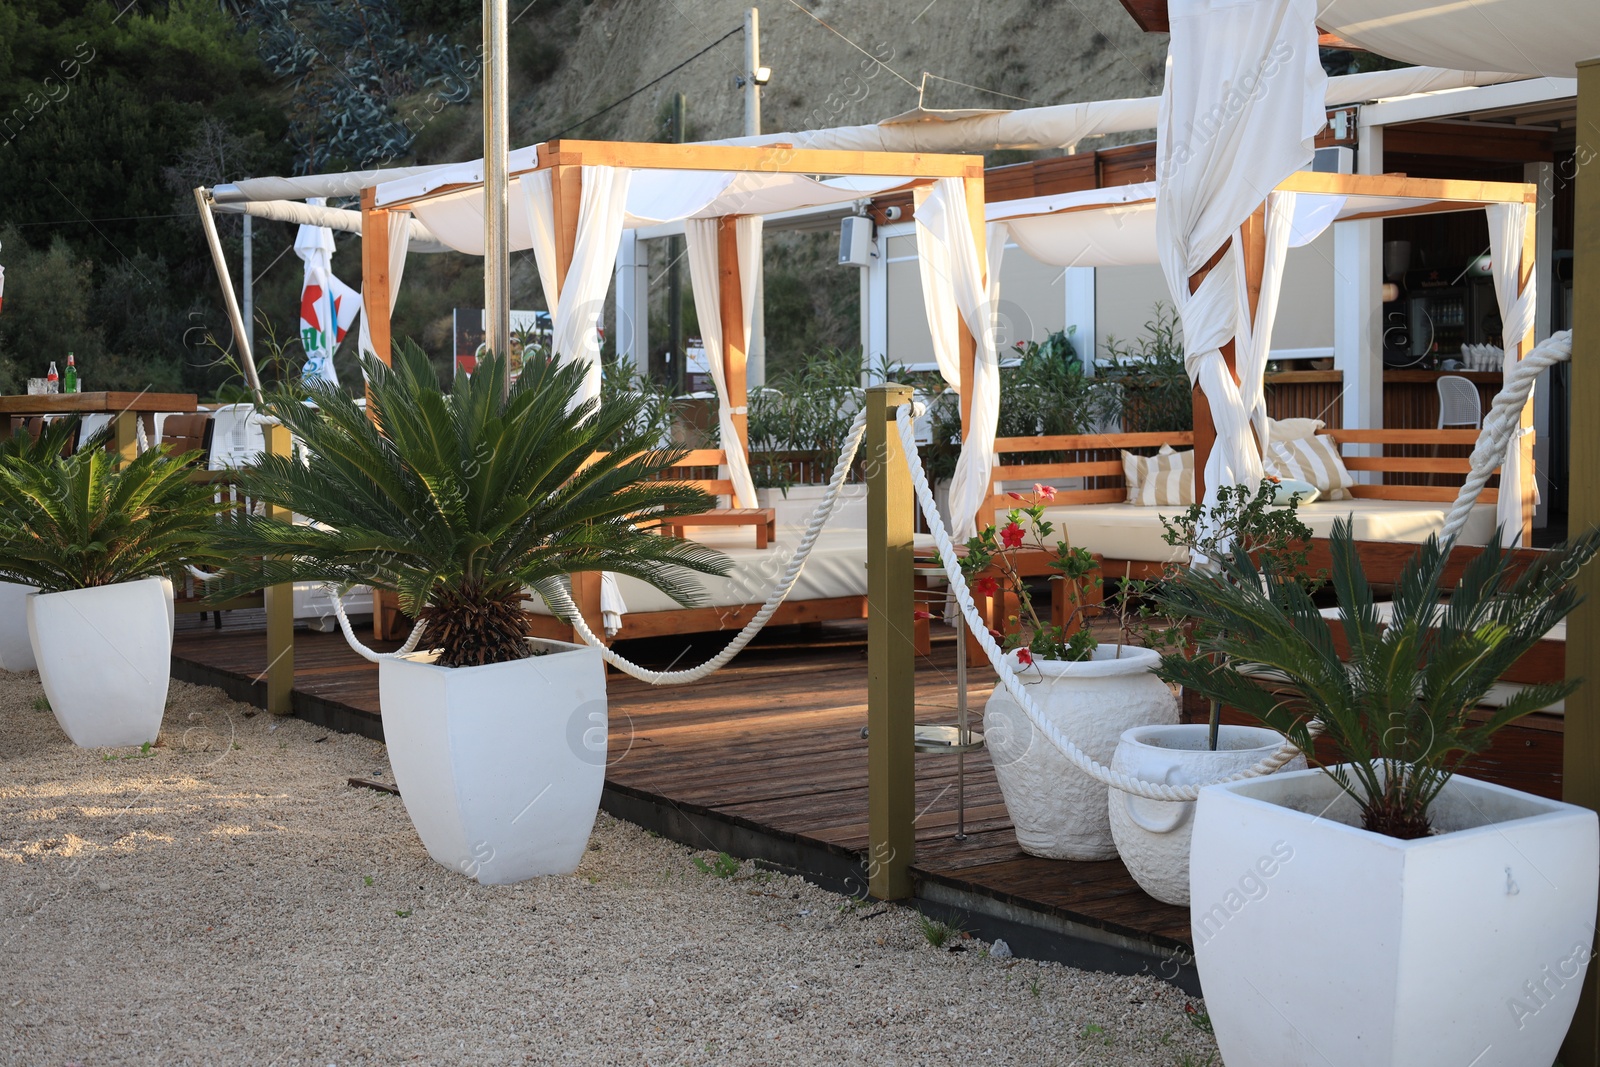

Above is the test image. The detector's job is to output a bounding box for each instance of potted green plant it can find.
[1155,520,1600,1067]
[0,416,83,672]
[967,488,1179,861]
[0,422,224,746]
[213,343,729,884]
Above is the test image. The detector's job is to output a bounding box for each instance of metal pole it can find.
[242,213,254,356]
[193,187,263,406]
[483,0,511,373]
[667,91,686,392]
[743,8,766,387]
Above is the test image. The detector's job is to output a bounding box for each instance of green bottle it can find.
[63,352,77,393]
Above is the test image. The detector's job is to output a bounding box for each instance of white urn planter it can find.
[27,576,174,747]
[378,637,608,884]
[1108,723,1304,905]
[984,645,1179,860]
[1191,766,1599,1067]
[0,580,37,671]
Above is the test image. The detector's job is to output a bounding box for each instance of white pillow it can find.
[1122,445,1195,506]
[1265,434,1354,500]
[1266,416,1325,444]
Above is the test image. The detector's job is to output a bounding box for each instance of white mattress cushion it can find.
[1039,497,1499,564]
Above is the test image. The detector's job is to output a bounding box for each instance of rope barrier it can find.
[892,402,1311,802]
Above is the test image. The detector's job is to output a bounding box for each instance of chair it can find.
[157,413,215,461]
[1437,375,1482,429]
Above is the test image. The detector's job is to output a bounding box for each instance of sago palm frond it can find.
[1156,518,1599,838]
[212,342,731,667]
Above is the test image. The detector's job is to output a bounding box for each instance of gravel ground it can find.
[1,672,1221,1067]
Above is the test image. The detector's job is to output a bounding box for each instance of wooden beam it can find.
[1115,0,1168,33]
[1560,55,1600,1067]
[548,165,581,285]
[1275,169,1537,206]
[717,218,750,478]
[359,189,392,365]
[866,384,915,900]
[535,140,984,179]
[1519,200,1538,545]
[262,421,295,715]
[1187,238,1234,506]
[1380,121,1555,164]
[958,173,987,445]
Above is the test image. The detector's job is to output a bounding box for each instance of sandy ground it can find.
[1,672,1220,1067]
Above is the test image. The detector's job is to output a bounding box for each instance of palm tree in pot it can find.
[213,342,730,882]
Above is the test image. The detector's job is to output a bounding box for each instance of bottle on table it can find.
[63,352,77,393]
[46,361,58,393]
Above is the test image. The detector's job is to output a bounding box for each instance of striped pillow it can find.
[1122,445,1195,506]
[1265,434,1354,500]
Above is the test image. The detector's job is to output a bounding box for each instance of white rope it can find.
[893,402,1310,802]
[1441,330,1572,545]
[545,407,872,684]
[328,584,428,663]
[186,565,222,582]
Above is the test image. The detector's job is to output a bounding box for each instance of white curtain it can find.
[1234,191,1298,454]
[356,214,412,365]
[684,215,762,509]
[915,177,1004,541]
[523,165,633,405]
[1487,202,1537,547]
[1155,0,1326,536]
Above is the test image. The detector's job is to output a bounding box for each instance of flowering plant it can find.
[959,485,1099,662]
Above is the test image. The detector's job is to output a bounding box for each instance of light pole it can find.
[483,0,511,376]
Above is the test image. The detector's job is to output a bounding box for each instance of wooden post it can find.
[866,383,915,900]
[262,421,295,715]
[957,171,987,437]
[1561,56,1600,1067]
[112,411,139,469]
[1518,201,1539,545]
[360,189,392,365]
[718,217,751,486]
[1188,200,1265,504]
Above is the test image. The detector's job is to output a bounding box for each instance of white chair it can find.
[1436,374,1482,429]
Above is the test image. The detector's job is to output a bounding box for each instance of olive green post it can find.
[261,421,295,716]
[112,412,139,469]
[866,384,915,900]
[1563,57,1600,1067]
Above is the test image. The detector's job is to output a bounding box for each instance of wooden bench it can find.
[660,507,777,548]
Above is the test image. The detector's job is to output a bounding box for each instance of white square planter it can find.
[378,638,608,884]
[27,577,173,747]
[0,580,37,671]
[1191,766,1599,1067]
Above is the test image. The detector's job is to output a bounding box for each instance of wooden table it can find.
[660,507,777,548]
[0,391,199,466]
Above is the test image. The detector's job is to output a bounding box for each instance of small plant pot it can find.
[983,645,1179,860]
[378,638,608,884]
[1191,766,1598,1066]
[27,577,174,747]
[0,581,37,671]
[1107,723,1304,905]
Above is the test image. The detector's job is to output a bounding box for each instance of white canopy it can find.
[1319,0,1600,79]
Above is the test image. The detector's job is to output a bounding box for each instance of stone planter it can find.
[378,638,608,884]
[1192,766,1598,1066]
[1108,723,1304,905]
[27,576,173,747]
[984,645,1179,860]
[0,580,37,671]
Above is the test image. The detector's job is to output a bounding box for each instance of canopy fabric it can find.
[356,214,412,363]
[915,177,1004,542]
[1487,203,1538,546]
[212,199,451,253]
[684,216,762,509]
[1318,0,1600,78]
[1234,191,1297,453]
[523,165,633,405]
[386,167,910,253]
[1155,0,1326,536]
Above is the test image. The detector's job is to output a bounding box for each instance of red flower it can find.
[1016,647,1033,666]
[972,576,998,599]
[1000,522,1025,549]
[912,609,932,621]
[1033,483,1057,501]
[1007,491,1026,501]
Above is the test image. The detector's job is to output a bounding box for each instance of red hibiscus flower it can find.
[1016,647,1033,666]
[912,609,932,621]
[1000,522,1025,549]
[972,576,998,599]
[1033,483,1057,501]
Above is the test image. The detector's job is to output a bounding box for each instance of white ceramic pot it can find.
[27,576,174,747]
[1191,766,1599,1067]
[1108,723,1304,905]
[0,580,38,671]
[984,645,1179,860]
[378,638,608,884]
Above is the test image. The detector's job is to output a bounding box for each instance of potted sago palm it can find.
[213,343,729,884]
[0,420,225,746]
[0,416,82,672]
[1157,520,1600,1067]
[966,486,1179,861]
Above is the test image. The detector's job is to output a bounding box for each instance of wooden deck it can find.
[171,612,1198,988]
